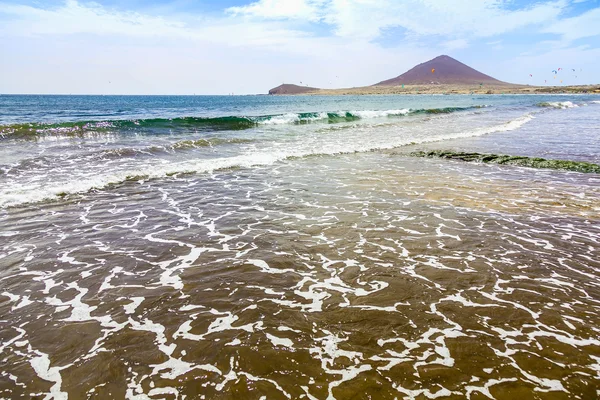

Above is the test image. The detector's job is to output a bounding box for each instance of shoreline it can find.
[279,84,600,96]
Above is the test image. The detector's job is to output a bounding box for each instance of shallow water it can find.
[1,95,599,399]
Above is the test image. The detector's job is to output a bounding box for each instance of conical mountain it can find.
[374,55,505,86]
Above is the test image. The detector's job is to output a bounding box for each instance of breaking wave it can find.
[0,106,488,139]
[0,113,535,208]
[536,101,579,109]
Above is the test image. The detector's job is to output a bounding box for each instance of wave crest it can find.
[536,101,578,109]
[0,112,535,208]
[0,106,488,139]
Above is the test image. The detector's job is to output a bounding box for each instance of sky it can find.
[1,0,599,94]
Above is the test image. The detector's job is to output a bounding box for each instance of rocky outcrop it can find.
[268,84,319,95]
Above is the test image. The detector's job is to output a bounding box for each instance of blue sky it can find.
[1,0,599,94]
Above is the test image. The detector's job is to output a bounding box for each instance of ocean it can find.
[1,94,599,399]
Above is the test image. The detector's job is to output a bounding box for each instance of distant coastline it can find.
[270,83,600,96]
[268,55,599,96]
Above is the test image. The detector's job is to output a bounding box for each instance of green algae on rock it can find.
[411,150,600,173]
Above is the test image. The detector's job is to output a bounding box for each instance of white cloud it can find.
[543,7,600,41]
[227,0,325,21]
[0,0,187,37]
[0,0,317,50]
[227,0,569,41]
[0,0,580,45]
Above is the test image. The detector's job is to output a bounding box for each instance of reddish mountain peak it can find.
[374,55,505,86]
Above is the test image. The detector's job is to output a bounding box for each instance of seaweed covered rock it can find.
[411,150,600,173]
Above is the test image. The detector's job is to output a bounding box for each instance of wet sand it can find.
[1,153,599,399]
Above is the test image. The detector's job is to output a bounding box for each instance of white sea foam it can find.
[265,333,294,348]
[29,351,69,400]
[248,259,296,275]
[390,113,535,150]
[259,113,308,125]
[351,109,411,118]
[225,338,241,346]
[0,112,535,209]
[542,101,579,109]
[123,297,144,315]
[257,109,414,125]
[465,378,518,399]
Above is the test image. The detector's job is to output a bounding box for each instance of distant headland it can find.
[268,84,319,95]
[268,55,600,95]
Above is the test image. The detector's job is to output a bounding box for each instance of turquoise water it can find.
[1,94,599,399]
[1,94,599,208]
[0,94,554,123]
